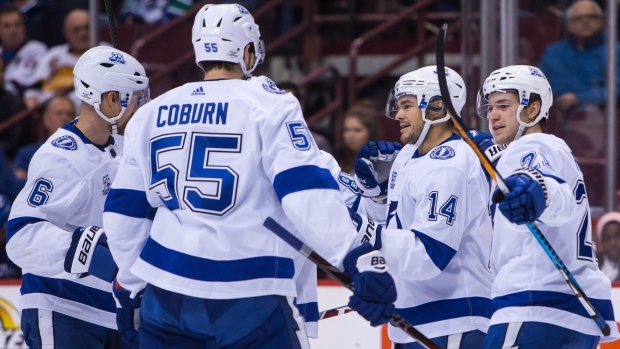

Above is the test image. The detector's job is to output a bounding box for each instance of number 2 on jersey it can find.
[150,132,241,215]
[574,180,595,261]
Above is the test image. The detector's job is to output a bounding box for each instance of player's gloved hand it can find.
[349,208,382,249]
[492,167,549,225]
[354,141,401,199]
[64,226,117,282]
[467,129,506,164]
[113,279,143,349]
[343,243,396,327]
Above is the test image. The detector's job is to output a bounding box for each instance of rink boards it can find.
[0,279,617,348]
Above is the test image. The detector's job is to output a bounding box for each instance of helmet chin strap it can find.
[414,108,451,148]
[513,104,542,142]
[94,101,126,136]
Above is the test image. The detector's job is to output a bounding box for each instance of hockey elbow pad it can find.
[64,226,118,282]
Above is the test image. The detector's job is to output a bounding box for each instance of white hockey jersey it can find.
[6,120,121,329]
[377,135,494,343]
[490,133,619,341]
[102,78,360,305]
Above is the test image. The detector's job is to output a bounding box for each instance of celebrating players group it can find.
[4,3,618,349]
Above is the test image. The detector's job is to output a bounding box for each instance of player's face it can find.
[343,116,370,152]
[602,222,620,262]
[394,95,424,145]
[486,92,522,144]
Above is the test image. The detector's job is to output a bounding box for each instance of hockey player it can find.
[353,66,494,348]
[477,65,619,348]
[6,46,149,348]
[102,3,397,348]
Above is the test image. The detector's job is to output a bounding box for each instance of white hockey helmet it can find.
[477,65,553,141]
[73,46,149,133]
[385,65,466,147]
[192,3,264,77]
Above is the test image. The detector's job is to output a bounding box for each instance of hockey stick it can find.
[319,305,355,320]
[263,217,440,349]
[103,0,120,48]
[435,23,610,337]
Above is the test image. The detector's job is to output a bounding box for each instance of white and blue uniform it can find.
[488,133,619,342]
[103,78,360,345]
[6,121,122,345]
[369,135,493,345]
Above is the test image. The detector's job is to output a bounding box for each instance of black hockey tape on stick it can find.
[435,23,610,337]
[318,305,355,320]
[103,0,119,48]
[263,217,440,349]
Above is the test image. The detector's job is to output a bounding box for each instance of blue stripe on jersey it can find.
[6,216,46,242]
[104,188,156,219]
[492,290,615,321]
[396,296,491,326]
[273,165,339,201]
[412,229,457,271]
[140,237,295,282]
[21,273,116,313]
[297,301,319,322]
[350,194,361,213]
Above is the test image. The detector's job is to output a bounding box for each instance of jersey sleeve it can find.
[260,98,358,270]
[498,141,576,227]
[380,163,477,281]
[103,118,155,296]
[6,153,86,276]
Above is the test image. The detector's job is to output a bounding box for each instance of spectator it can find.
[538,0,618,156]
[0,57,27,160]
[279,81,332,153]
[13,95,75,182]
[596,212,620,282]
[24,9,91,109]
[0,5,47,98]
[0,194,20,278]
[333,100,381,174]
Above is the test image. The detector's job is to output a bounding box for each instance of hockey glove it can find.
[467,129,507,164]
[343,243,396,327]
[112,279,143,349]
[354,141,401,199]
[493,167,549,225]
[349,208,382,249]
[64,226,117,282]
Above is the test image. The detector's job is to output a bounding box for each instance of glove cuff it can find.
[64,226,106,275]
[512,167,549,207]
[484,143,507,162]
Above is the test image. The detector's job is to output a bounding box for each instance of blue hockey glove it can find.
[349,208,382,249]
[343,243,396,327]
[354,141,401,199]
[113,279,143,349]
[64,226,117,282]
[492,167,549,225]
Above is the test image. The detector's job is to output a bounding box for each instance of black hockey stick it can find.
[103,0,119,48]
[319,305,355,320]
[263,217,440,349]
[435,23,610,337]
